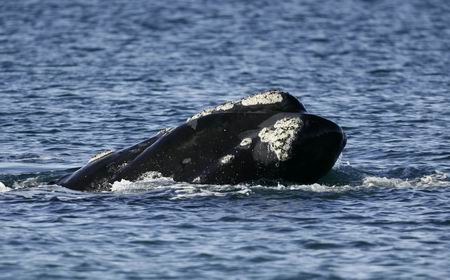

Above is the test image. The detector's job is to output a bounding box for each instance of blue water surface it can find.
[1,0,450,279]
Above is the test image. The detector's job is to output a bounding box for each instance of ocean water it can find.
[1,0,450,279]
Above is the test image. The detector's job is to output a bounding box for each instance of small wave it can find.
[2,167,448,199]
[107,169,449,199]
[281,171,449,193]
[12,176,47,189]
[0,169,68,190]
[361,171,448,188]
[110,171,252,199]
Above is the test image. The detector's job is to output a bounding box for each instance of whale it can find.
[56,90,346,191]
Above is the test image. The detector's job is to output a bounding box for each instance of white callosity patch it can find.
[182,158,191,164]
[193,177,202,183]
[186,90,286,122]
[258,117,303,161]
[187,102,235,121]
[187,108,213,122]
[241,90,284,106]
[216,102,235,111]
[220,154,235,165]
[138,171,164,180]
[239,137,252,147]
[158,127,174,135]
[88,150,113,163]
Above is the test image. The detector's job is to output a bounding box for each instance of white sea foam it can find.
[13,177,45,189]
[110,170,252,198]
[361,171,449,189]
[108,170,449,199]
[247,171,449,193]
[2,168,447,199]
[0,182,11,192]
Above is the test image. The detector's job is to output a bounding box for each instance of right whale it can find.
[57,90,346,191]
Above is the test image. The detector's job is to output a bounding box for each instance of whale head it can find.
[281,113,346,183]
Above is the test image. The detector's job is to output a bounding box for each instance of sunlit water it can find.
[1,0,450,279]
